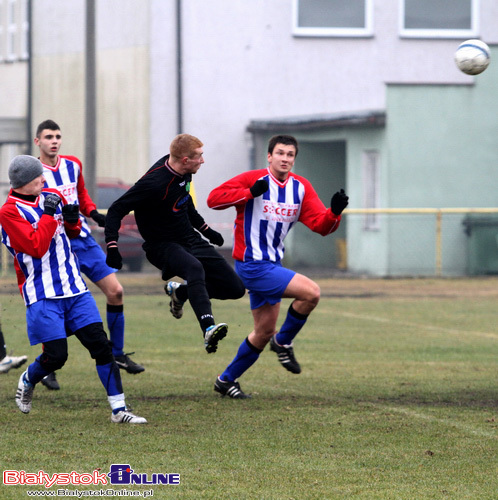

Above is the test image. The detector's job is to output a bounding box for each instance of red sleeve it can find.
[297,176,341,236]
[63,155,97,216]
[64,219,82,239]
[0,204,58,259]
[207,170,266,210]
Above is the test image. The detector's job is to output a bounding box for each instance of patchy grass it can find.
[0,275,497,499]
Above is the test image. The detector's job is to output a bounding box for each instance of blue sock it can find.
[275,305,308,346]
[107,305,125,357]
[26,357,50,386]
[96,361,123,396]
[221,338,262,382]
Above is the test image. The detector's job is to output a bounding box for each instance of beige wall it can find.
[31,53,85,158]
[0,63,28,117]
[30,46,148,184]
[97,46,149,182]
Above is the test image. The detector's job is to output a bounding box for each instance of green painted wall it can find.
[380,48,498,275]
[251,51,498,276]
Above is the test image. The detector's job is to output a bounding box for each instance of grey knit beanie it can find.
[9,155,44,189]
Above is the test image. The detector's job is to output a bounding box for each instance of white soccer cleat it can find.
[15,371,34,414]
[0,354,28,374]
[111,409,147,424]
[164,281,185,319]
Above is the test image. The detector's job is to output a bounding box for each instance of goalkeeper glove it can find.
[200,226,224,246]
[106,242,123,270]
[90,210,106,228]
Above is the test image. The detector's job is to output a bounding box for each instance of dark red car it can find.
[89,179,145,272]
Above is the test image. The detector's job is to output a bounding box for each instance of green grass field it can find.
[0,275,497,499]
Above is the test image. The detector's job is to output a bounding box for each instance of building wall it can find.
[183,0,490,220]
[3,0,498,274]
[343,46,498,276]
[31,0,151,184]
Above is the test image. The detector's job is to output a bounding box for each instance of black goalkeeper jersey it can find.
[105,155,206,247]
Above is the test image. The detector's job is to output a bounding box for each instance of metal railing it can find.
[2,208,498,278]
[344,208,498,276]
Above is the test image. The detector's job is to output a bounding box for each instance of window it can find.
[0,1,3,62]
[400,0,478,38]
[7,0,17,60]
[0,0,29,62]
[362,150,380,230]
[293,0,373,37]
[20,0,28,59]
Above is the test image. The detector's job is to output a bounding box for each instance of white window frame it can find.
[19,0,28,60]
[362,150,380,231]
[292,0,373,38]
[399,0,479,39]
[0,0,4,62]
[6,0,17,61]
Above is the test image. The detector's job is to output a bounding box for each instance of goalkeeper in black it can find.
[104,134,245,353]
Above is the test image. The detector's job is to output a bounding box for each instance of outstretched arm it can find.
[207,171,268,210]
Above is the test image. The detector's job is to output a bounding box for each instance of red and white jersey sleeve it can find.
[0,191,88,306]
[42,155,97,238]
[207,168,341,262]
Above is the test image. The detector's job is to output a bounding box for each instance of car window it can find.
[97,187,127,209]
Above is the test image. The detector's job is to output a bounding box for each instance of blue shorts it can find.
[26,293,102,345]
[71,235,116,282]
[235,260,295,310]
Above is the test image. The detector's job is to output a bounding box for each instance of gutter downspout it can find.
[176,0,183,134]
[26,0,32,154]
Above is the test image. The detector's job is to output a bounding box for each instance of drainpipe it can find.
[26,0,32,154]
[85,0,97,201]
[176,0,183,134]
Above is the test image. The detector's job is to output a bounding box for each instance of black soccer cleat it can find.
[114,353,145,374]
[214,377,251,399]
[41,372,60,390]
[270,335,301,374]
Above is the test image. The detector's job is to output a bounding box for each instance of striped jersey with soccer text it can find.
[41,155,98,239]
[207,168,341,263]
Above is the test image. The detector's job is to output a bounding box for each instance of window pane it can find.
[362,150,380,230]
[404,0,471,30]
[298,0,365,28]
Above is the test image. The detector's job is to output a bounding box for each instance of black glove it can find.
[43,193,62,216]
[62,204,80,224]
[250,179,269,198]
[201,226,224,246]
[330,189,349,216]
[106,243,123,270]
[90,209,106,228]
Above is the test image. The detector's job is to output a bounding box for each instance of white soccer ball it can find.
[454,39,490,75]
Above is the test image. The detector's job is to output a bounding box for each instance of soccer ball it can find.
[454,39,490,75]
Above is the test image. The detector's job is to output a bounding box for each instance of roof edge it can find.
[247,110,386,133]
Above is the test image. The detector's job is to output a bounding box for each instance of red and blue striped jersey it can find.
[41,155,97,239]
[0,190,87,306]
[207,168,341,262]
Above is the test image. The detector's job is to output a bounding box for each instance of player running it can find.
[34,120,144,392]
[0,155,146,423]
[207,135,348,398]
[104,133,245,353]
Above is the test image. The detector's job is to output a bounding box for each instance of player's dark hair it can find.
[36,119,60,138]
[268,135,299,157]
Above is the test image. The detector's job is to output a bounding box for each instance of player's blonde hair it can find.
[170,134,203,160]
